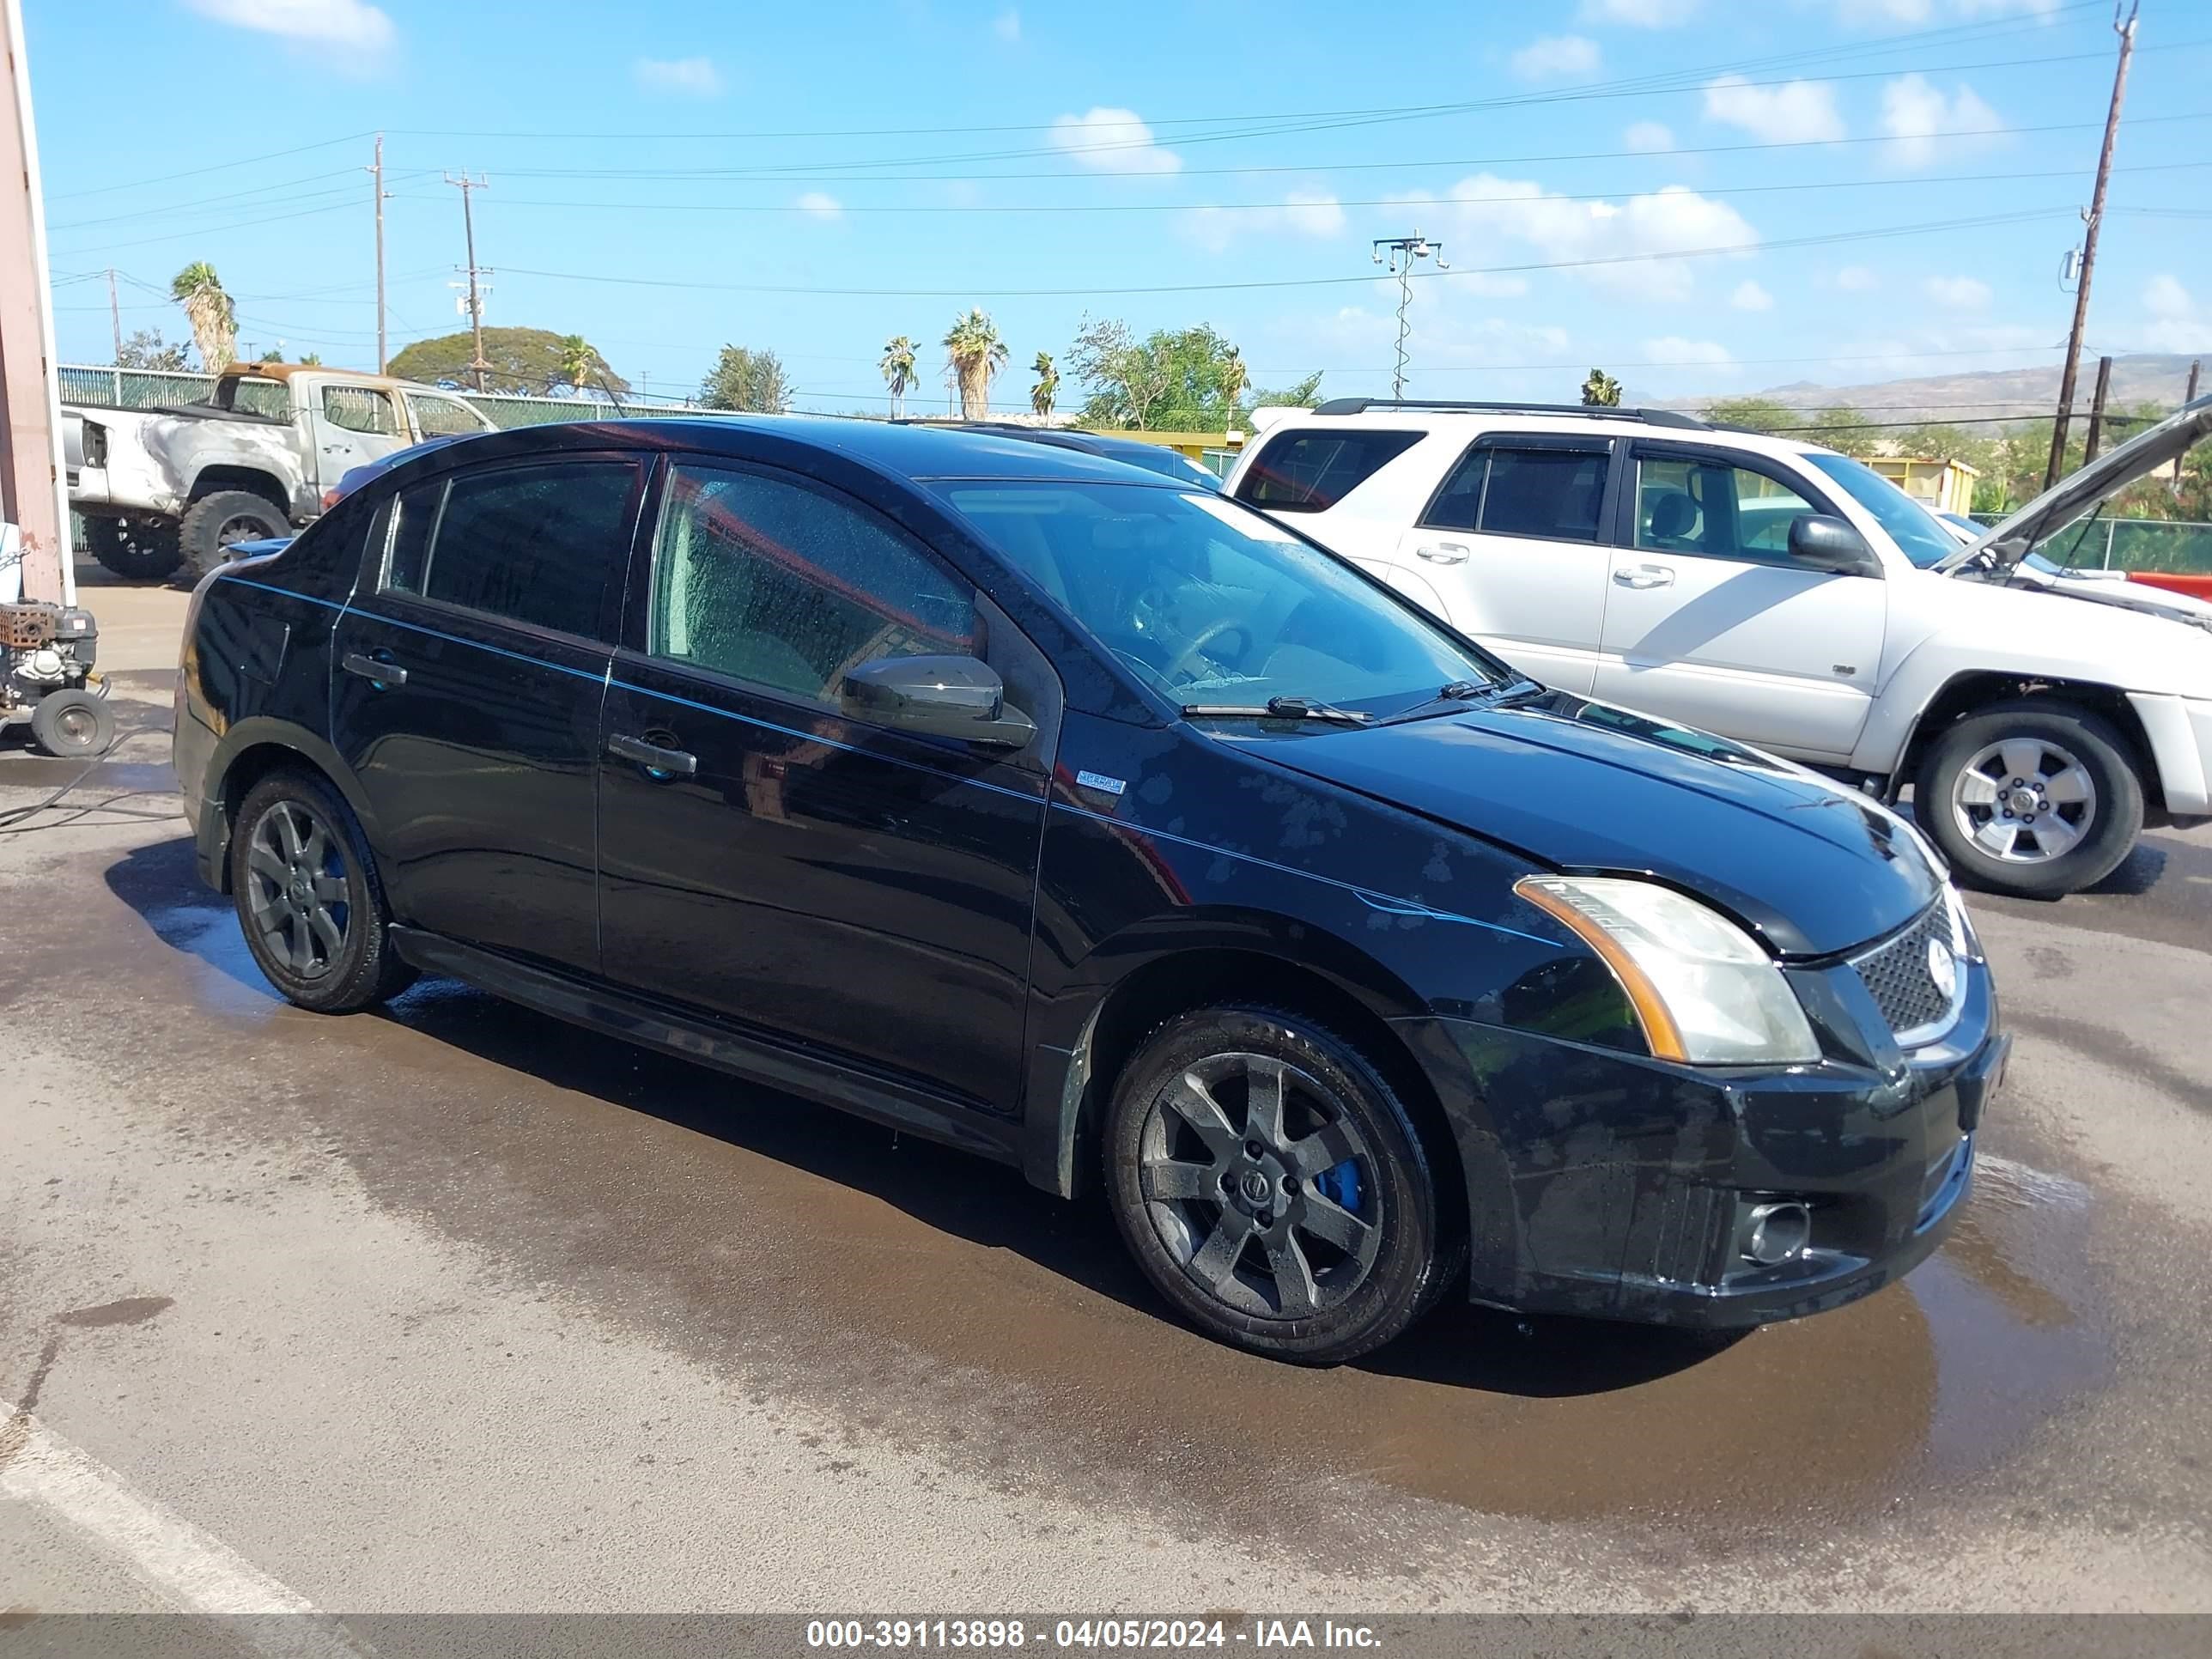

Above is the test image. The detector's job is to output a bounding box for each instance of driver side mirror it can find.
[1787,514,1881,578]
[839,654,1036,750]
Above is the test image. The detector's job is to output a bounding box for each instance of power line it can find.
[497,204,2072,301]
[46,131,376,202]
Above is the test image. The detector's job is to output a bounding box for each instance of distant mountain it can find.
[1646,352,2203,425]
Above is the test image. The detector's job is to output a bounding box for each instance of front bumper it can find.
[1399,962,2006,1329]
[2129,691,2212,819]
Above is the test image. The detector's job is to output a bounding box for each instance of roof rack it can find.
[1310,398,1708,430]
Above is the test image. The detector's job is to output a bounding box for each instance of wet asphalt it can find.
[1,577,2208,1614]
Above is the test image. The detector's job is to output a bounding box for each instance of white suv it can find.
[1224,396,2212,898]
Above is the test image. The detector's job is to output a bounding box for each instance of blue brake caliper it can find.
[1313,1159,1362,1215]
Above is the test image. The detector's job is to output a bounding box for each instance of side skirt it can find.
[386,927,1026,1170]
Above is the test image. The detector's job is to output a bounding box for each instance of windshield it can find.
[937,481,1507,714]
[1801,451,1961,569]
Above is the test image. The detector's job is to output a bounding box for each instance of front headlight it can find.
[1516,876,1822,1066]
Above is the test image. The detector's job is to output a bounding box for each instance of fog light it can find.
[1741,1200,1811,1267]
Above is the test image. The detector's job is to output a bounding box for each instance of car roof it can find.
[434,414,1189,486]
[1250,405,1841,468]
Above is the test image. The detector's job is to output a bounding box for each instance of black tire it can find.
[28,686,115,757]
[84,514,183,582]
[229,769,415,1013]
[1915,697,2145,899]
[1103,1004,1449,1364]
[179,490,287,583]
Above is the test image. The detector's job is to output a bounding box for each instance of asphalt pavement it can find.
[2,573,2208,1623]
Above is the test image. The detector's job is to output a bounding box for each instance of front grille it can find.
[1850,902,1963,1046]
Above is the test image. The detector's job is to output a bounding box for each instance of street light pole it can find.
[1371,233,1447,399]
[445,172,491,392]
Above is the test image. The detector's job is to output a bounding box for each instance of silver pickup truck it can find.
[64,362,494,581]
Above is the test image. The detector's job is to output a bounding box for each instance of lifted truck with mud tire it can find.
[64,362,493,584]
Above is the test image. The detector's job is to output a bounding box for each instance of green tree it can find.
[1250,370,1324,410]
[296,351,323,367]
[1701,396,1800,434]
[1030,350,1060,417]
[697,343,792,413]
[390,327,633,398]
[556,333,612,397]
[1803,404,1881,457]
[1066,316,1255,428]
[169,261,236,371]
[1580,368,1621,407]
[117,328,189,371]
[944,309,1009,420]
[1218,345,1249,416]
[879,335,920,416]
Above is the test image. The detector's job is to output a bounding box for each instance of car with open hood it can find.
[174,418,2002,1363]
[1226,395,2212,898]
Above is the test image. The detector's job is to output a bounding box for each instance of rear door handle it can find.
[1415,541,1471,564]
[342,651,406,688]
[1613,564,1676,589]
[607,732,697,778]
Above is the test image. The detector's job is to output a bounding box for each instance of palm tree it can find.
[1580,368,1623,408]
[879,335,919,417]
[942,309,1008,421]
[1218,345,1249,425]
[1030,350,1059,418]
[169,262,236,371]
[557,333,599,398]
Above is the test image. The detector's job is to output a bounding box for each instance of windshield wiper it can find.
[1182,696,1372,726]
[1377,676,1543,725]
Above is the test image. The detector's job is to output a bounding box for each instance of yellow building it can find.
[1868,456,1980,516]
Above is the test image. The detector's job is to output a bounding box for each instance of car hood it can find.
[1221,691,1942,958]
[1939,393,2212,573]
[1996,561,2212,629]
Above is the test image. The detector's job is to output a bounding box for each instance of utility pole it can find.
[2178,360,2203,488]
[368,135,389,373]
[2083,356,2114,460]
[1371,233,1447,398]
[106,267,122,362]
[2045,1,2139,489]
[445,171,491,392]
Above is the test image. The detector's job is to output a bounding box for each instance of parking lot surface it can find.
[3,575,2209,1616]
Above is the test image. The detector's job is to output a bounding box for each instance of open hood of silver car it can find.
[1936,392,2212,573]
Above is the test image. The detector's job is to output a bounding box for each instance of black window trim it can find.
[1613,438,1871,574]
[623,449,986,722]
[1231,425,1426,514]
[1416,430,1621,546]
[368,450,648,649]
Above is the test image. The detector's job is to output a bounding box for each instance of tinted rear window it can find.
[1420,444,1609,539]
[383,459,640,640]
[1234,429,1422,512]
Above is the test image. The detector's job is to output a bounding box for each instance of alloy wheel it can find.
[1949,736,2097,864]
[244,799,352,980]
[1137,1051,1382,1320]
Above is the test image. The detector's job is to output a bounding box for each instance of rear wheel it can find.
[229,770,414,1012]
[1103,1005,1448,1364]
[179,490,287,582]
[84,514,183,582]
[29,687,115,757]
[1915,698,2144,898]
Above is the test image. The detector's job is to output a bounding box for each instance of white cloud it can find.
[1644,337,1737,372]
[182,0,392,50]
[1831,1,2061,25]
[1729,279,1774,311]
[1049,107,1181,174]
[994,7,1020,40]
[1879,74,2003,167]
[2139,275,2212,352]
[1702,75,1844,143]
[635,56,723,97]
[1923,275,1991,310]
[1511,35,1602,82]
[1580,0,1700,23]
[1423,174,1758,301]
[795,191,842,219]
[1836,264,1880,291]
[1623,121,1677,152]
[1185,192,1346,252]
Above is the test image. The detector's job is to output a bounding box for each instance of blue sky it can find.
[27,0,2212,416]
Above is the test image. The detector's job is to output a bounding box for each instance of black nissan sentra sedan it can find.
[174,418,2006,1363]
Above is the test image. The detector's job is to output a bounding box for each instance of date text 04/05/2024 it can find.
[804,1620,1383,1650]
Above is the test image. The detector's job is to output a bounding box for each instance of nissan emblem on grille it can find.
[1850,903,1964,1043]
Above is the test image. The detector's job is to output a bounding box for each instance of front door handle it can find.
[1613,564,1676,589]
[607,732,697,779]
[1415,541,1471,564]
[342,651,406,688]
